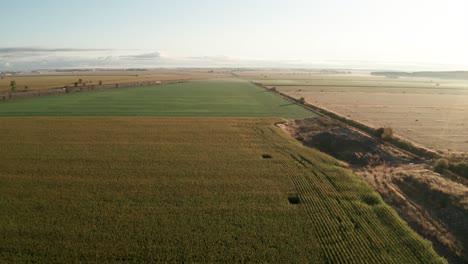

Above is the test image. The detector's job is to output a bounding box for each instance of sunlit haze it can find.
[1,0,467,70]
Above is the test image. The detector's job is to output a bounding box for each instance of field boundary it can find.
[252,82,441,160]
[0,79,187,101]
[264,84,459,90]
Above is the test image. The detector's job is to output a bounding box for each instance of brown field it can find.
[242,71,468,154]
[0,69,231,92]
[286,91,468,153]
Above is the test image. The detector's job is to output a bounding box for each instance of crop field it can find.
[284,90,468,153]
[251,73,468,154]
[0,117,445,263]
[0,80,314,118]
[0,69,231,93]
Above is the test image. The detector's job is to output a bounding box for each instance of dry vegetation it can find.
[0,69,231,92]
[287,92,468,153]
[282,117,467,263]
[358,165,468,264]
[241,70,468,154]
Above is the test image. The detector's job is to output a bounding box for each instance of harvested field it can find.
[0,117,445,263]
[250,71,468,154]
[284,91,468,153]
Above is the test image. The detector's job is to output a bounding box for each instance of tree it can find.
[434,158,449,173]
[10,80,16,92]
[299,97,305,104]
[375,127,393,140]
[99,80,102,85]
[78,78,82,84]
[74,82,78,87]
[381,127,393,140]
[24,85,29,90]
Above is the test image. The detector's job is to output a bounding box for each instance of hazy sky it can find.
[1,0,468,70]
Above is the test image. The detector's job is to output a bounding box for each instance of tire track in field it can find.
[253,125,380,263]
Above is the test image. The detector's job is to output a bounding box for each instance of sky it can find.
[1,0,468,70]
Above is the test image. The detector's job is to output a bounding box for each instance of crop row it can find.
[252,124,445,263]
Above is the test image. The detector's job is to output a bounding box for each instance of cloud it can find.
[0,47,112,54]
[120,52,161,60]
[2,46,465,71]
[0,47,116,62]
[189,55,234,62]
[97,56,117,61]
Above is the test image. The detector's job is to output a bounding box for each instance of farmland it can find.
[0,80,314,118]
[0,69,231,93]
[285,91,468,153]
[0,117,445,263]
[244,71,468,154]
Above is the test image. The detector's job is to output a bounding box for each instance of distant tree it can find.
[10,80,16,92]
[299,97,306,104]
[115,83,119,88]
[24,85,29,90]
[74,82,78,87]
[270,87,277,92]
[99,80,102,85]
[78,78,82,84]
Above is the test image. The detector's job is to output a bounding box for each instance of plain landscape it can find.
[248,71,468,154]
[240,70,468,263]
[3,1,468,263]
[0,75,452,263]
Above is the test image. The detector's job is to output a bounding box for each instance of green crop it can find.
[0,80,315,118]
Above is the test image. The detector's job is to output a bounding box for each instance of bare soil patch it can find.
[282,117,418,166]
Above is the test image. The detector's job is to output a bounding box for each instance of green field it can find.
[0,80,314,118]
[0,118,445,263]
